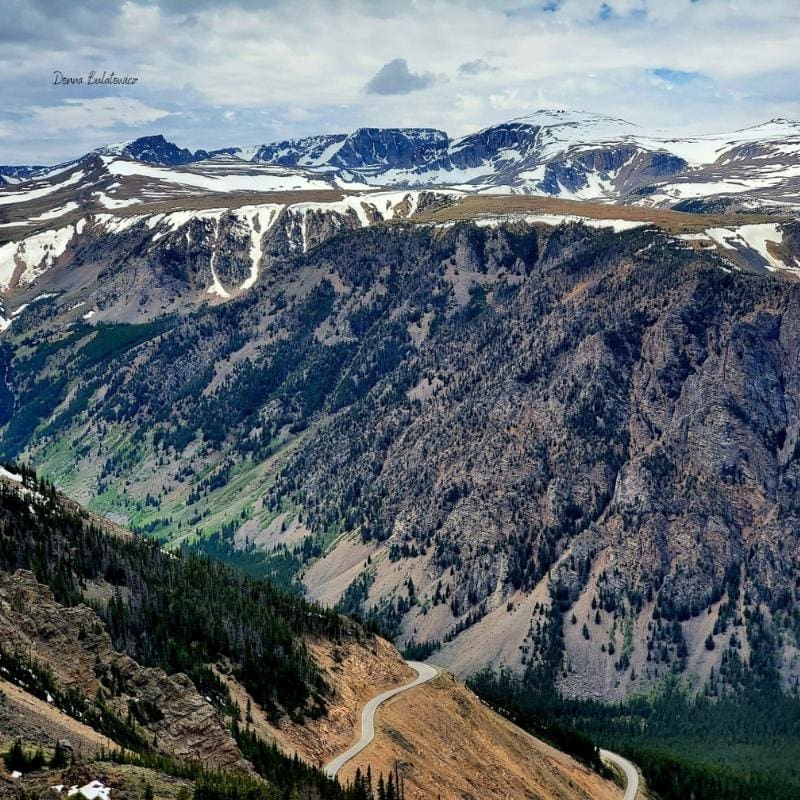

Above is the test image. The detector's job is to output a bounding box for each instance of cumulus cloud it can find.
[2,0,800,161]
[363,58,436,95]
[458,58,495,76]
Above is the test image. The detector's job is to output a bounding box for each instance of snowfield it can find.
[29,201,80,221]
[705,223,794,272]
[106,158,334,193]
[0,170,85,206]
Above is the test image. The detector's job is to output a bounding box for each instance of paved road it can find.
[323,660,439,779]
[600,748,640,800]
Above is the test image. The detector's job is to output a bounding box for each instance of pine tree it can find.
[50,740,71,769]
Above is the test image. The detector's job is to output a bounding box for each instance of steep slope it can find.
[0,570,245,768]
[0,467,349,721]
[336,670,621,800]
[0,468,621,800]
[6,217,800,705]
[0,468,365,799]
[0,176,452,321]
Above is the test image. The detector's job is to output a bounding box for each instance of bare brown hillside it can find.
[337,670,621,800]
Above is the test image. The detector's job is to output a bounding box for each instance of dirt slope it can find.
[0,677,109,756]
[337,670,620,800]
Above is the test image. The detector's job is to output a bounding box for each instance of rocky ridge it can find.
[3,111,800,213]
[0,569,245,769]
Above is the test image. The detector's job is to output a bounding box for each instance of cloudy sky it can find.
[1,0,799,163]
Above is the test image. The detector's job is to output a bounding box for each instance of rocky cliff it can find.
[0,570,245,768]
[5,219,800,701]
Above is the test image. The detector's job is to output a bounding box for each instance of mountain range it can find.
[1,108,800,712]
[3,110,800,208]
[2,110,799,324]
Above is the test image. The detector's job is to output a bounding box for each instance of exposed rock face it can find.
[101,135,212,166]
[0,570,244,768]
[7,221,800,701]
[251,134,348,166]
[539,146,687,196]
[330,128,450,171]
[0,165,45,184]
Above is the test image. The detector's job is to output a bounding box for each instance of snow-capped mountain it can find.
[230,111,800,205]
[97,134,216,166]
[4,110,800,208]
[2,109,800,329]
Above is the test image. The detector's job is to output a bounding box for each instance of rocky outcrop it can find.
[0,570,244,769]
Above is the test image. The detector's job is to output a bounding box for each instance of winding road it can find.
[322,660,639,800]
[600,748,640,800]
[323,660,439,779]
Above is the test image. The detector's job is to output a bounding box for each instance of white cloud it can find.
[2,0,800,161]
[28,98,170,132]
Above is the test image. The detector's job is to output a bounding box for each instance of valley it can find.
[0,466,624,800]
[5,202,800,704]
[3,110,800,798]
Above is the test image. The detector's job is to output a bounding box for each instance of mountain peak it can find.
[507,109,637,129]
[98,134,209,167]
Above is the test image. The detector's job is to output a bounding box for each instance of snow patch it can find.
[63,781,111,800]
[0,466,23,483]
[0,170,84,207]
[474,213,647,232]
[676,232,712,241]
[0,225,76,289]
[235,204,283,290]
[93,192,141,209]
[29,201,80,221]
[706,223,790,271]
[107,158,332,193]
